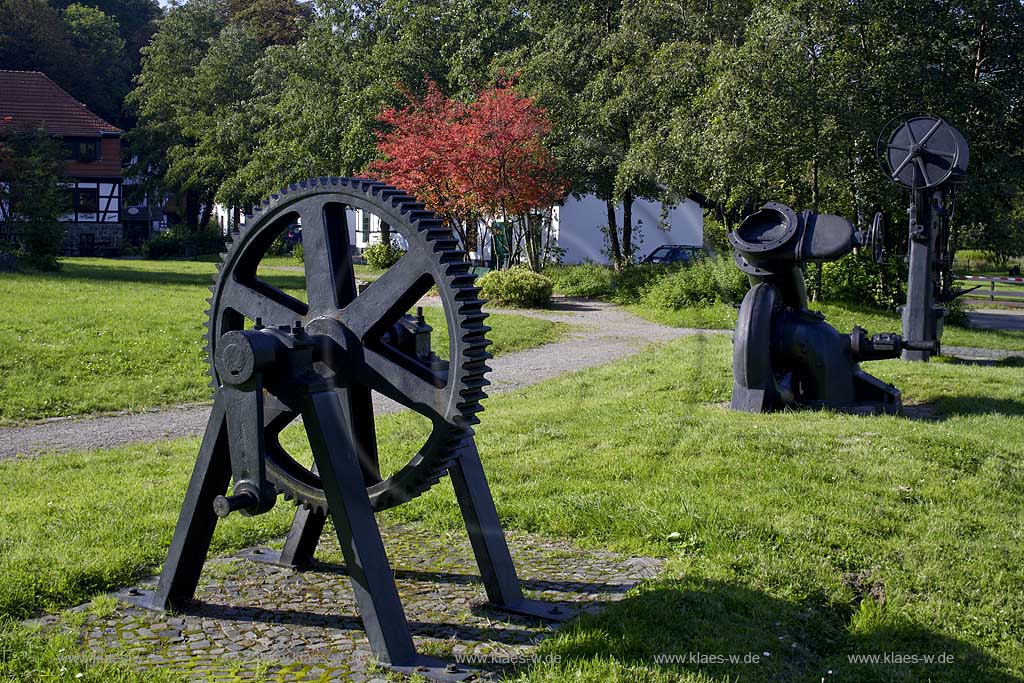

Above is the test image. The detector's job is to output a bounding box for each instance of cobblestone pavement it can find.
[0,298,717,460]
[37,525,661,682]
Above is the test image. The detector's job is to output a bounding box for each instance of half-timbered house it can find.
[0,70,124,255]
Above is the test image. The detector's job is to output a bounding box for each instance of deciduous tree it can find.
[0,126,67,270]
[370,80,564,270]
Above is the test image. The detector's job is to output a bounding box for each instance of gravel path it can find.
[966,308,1024,332]
[0,298,717,460]
[4,299,1019,461]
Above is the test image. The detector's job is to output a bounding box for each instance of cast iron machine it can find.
[137,178,563,681]
[878,114,969,361]
[729,203,933,414]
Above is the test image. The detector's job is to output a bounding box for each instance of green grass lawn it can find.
[0,258,568,424]
[630,301,1024,352]
[1,334,1021,681]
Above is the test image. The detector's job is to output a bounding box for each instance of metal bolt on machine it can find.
[129,178,565,682]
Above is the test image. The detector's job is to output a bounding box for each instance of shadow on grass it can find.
[525,579,1019,683]
[902,394,1024,421]
[57,262,307,291]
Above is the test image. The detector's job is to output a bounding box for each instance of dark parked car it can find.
[641,244,705,265]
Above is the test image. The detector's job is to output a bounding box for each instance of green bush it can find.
[820,252,904,309]
[267,235,290,256]
[143,230,225,260]
[546,263,615,298]
[363,241,405,269]
[641,256,748,309]
[609,263,673,304]
[142,232,184,259]
[478,267,554,308]
[292,244,304,262]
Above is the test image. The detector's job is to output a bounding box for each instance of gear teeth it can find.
[453,414,481,427]
[454,288,483,301]
[431,239,460,251]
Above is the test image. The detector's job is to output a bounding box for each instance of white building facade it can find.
[214,193,702,266]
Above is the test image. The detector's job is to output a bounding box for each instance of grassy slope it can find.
[630,301,1024,352]
[1,335,1021,681]
[0,258,567,423]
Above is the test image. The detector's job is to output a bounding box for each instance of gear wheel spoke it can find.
[352,347,446,422]
[221,277,308,326]
[295,197,358,314]
[340,253,434,340]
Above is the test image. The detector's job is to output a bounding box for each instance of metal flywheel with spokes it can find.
[204,176,492,513]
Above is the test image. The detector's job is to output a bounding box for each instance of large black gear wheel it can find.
[204,177,491,513]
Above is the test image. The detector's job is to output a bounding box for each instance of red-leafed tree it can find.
[369,80,565,270]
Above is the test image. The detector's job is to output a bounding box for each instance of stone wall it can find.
[60,222,124,256]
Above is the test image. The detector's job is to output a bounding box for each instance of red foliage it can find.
[369,80,564,227]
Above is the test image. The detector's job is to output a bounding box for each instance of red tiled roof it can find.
[0,70,121,137]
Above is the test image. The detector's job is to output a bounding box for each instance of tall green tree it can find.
[49,0,162,68]
[228,0,531,204]
[127,0,230,230]
[62,3,131,123]
[0,126,67,270]
[513,0,711,269]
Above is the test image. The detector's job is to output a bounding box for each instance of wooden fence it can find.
[957,275,1024,308]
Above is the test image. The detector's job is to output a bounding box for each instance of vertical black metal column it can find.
[902,189,936,361]
[448,439,524,606]
[276,382,380,568]
[302,385,417,665]
[152,395,232,610]
[449,439,566,621]
[278,505,327,567]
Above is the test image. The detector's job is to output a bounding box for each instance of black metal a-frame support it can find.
[134,389,563,682]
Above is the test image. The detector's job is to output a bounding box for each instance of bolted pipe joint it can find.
[214,330,281,389]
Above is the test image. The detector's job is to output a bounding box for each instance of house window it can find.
[62,139,100,162]
[361,211,371,241]
[77,188,99,214]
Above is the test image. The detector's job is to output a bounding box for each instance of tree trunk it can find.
[622,190,633,262]
[184,188,200,233]
[605,199,623,271]
[199,195,214,233]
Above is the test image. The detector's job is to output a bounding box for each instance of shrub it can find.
[267,235,290,256]
[820,252,904,309]
[192,230,226,255]
[609,263,673,304]
[363,241,405,269]
[292,244,304,263]
[143,230,225,259]
[545,262,615,298]
[478,267,553,308]
[642,256,748,309]
[143,232,184,259]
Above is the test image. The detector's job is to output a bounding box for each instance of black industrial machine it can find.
[729,113,969,412]
[878,115,970,360]
[135,178,563,682]
[728,203,931,414]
